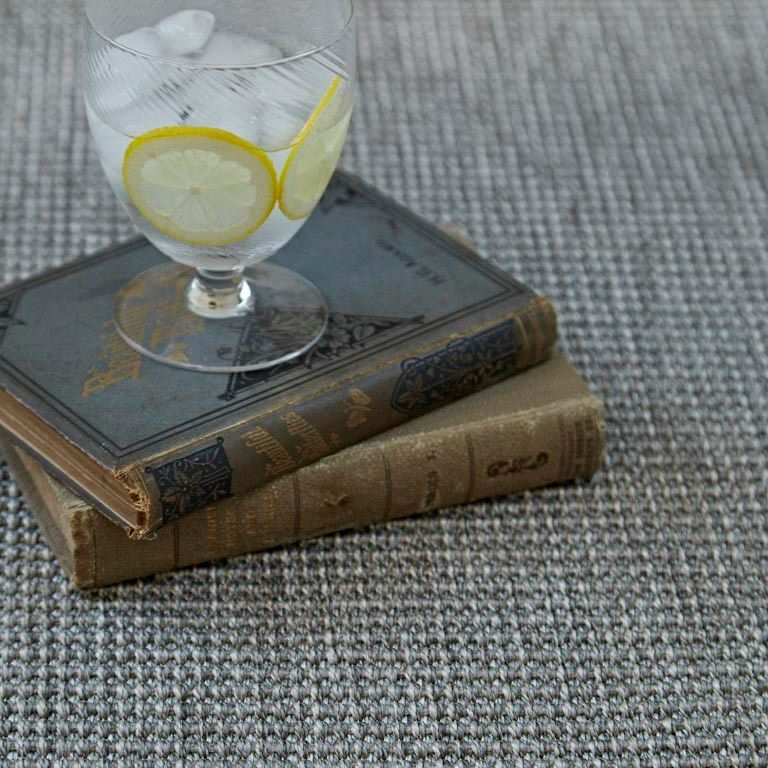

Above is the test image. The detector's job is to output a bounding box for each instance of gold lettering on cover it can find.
[117,277,146,300]
[82,321,143,397]
[344,387,373,428]
[91,274,202,384]
[242,427,298,478]
[119,303,151,340]
[282,411,331,463]
[149,293,205,353]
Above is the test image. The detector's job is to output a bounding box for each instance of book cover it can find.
[0,171,557,536]
[2,352,604,589]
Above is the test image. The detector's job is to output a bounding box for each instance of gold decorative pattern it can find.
[282,411,331,463]
[82,321,142,398]
[344,387,373,428]
[241,427,298,478]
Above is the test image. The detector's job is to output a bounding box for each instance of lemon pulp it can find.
[123,126,277,248]
[279,76,352,221]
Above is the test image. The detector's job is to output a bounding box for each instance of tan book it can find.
[2,352,604,589]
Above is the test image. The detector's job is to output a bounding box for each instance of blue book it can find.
[0,171,557,536]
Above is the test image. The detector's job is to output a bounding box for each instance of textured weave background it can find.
[1,0,767,764]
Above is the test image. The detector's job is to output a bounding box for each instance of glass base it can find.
[114,262,328,372]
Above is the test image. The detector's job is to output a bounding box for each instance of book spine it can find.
[74,395,603,588]
[136,297,559,534]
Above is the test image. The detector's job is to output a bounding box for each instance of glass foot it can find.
[114,262,328,372]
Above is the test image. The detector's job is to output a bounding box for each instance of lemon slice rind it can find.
[123,126,277,248]
[279,76,350,221]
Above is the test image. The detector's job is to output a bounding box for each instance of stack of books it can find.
[0,173,604,588]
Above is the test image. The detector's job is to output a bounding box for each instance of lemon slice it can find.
[123,126,277,247]
[279,76,351,221]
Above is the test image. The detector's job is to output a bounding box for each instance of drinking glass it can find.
[84,0,356,371]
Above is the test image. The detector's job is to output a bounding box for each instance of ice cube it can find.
[155,10,215,57]
[195,32,283,66]
[89,42,196,137]
[176,48,340,150]
[175,67,307,150]
[116,27,164,57]
[93,17,209,126]
[91,29,167,121]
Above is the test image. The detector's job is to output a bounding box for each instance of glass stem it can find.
[186,267,254,319]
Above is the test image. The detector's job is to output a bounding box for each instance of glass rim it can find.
[85,0,355,71]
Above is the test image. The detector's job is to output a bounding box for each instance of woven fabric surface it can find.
[1,0,767,764]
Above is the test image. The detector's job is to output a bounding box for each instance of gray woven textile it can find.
[1,0,767,764]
